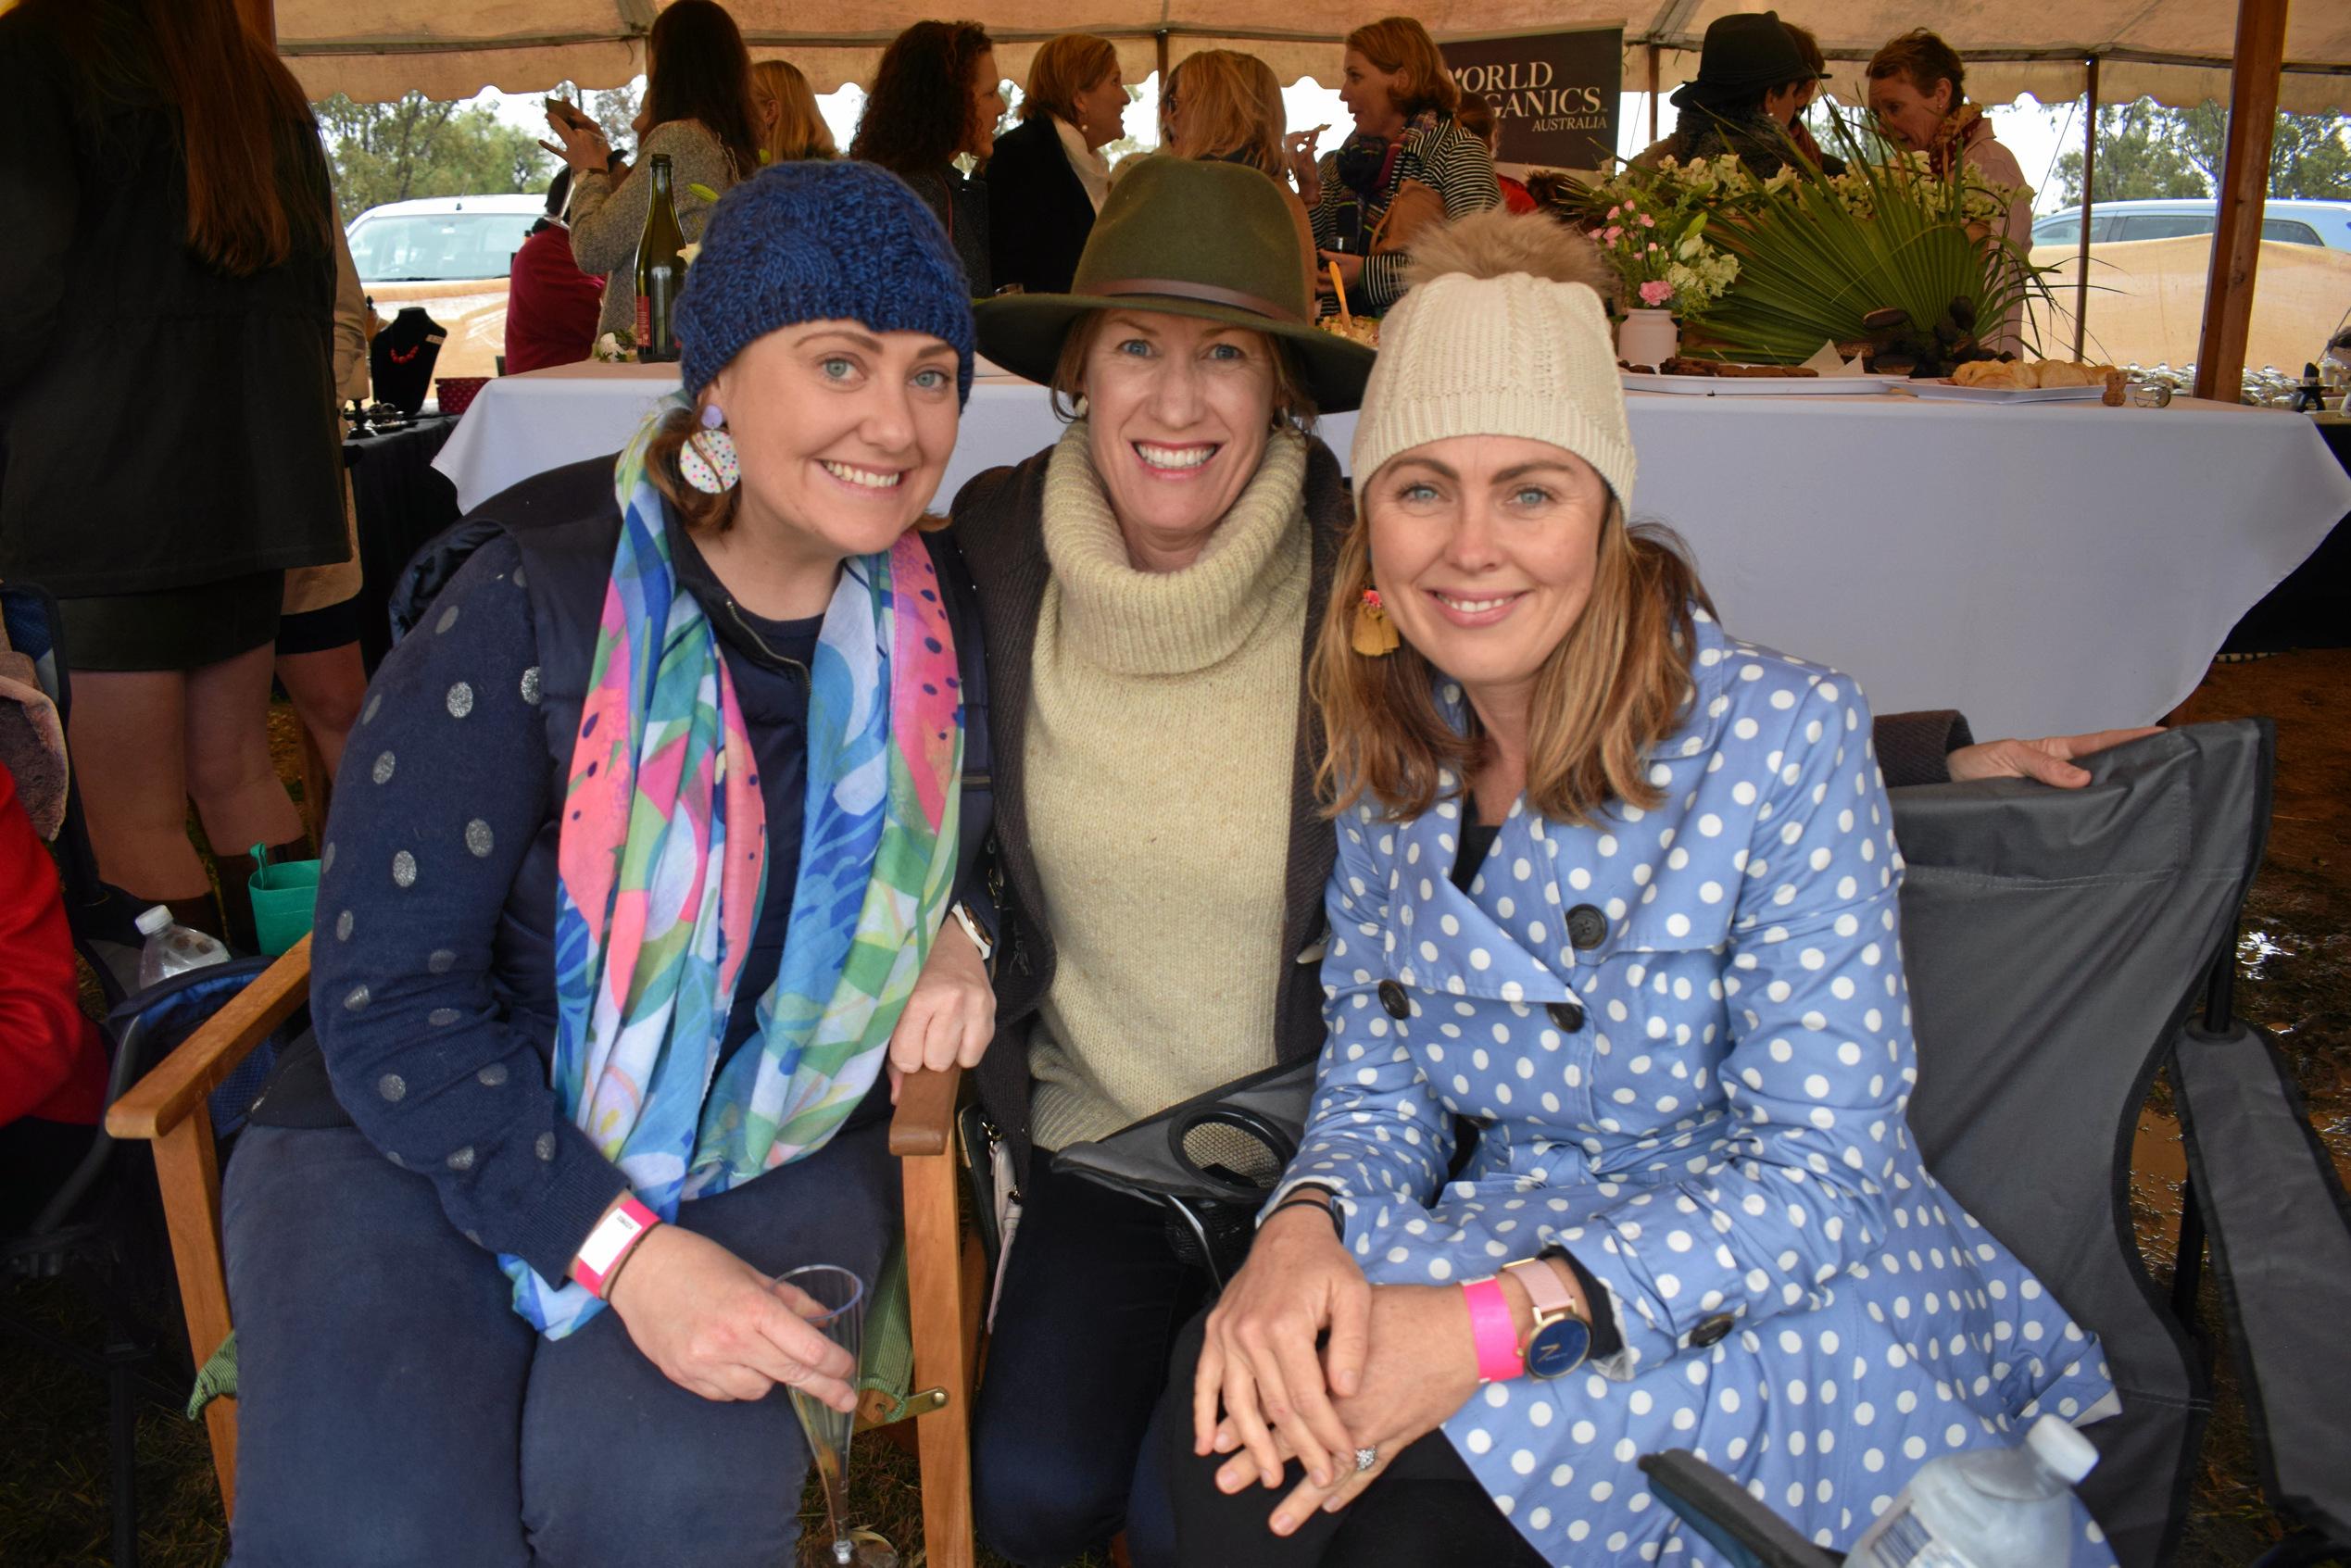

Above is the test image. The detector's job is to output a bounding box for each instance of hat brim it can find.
[975,290,1377,415]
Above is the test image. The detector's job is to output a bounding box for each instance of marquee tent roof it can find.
[278,0,2350,115]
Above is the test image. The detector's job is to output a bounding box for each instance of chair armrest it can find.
[890,1063,963,1158]
[105,936,314,1142]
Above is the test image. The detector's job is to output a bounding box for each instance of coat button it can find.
[1546,999,1585,1032]
[1566,903,1608,950]
[1690,1313,1735,1348]
[1377,980,1411,1020]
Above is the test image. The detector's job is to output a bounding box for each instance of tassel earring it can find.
[680,402,741,495]
[1351,586,1399,657]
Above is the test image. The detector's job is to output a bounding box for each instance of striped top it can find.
[1310,114,1501,315]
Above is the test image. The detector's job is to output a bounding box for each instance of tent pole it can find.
[236,0,275,43]
[1648,44,1660,144]
[1156,30,1170,86]
[2192,0,2288,403]
[2072,56,2097,360]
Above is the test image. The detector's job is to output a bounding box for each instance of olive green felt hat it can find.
[974,157,1376,413]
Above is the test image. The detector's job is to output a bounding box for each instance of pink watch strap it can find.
[574,1195,659,1298]
[1463,1276,1525,1384]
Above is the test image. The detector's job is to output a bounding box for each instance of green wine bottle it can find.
[635,154,685,363]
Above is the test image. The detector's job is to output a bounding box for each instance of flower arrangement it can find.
[1583,184,1739,319]
[1567,118,2046,368]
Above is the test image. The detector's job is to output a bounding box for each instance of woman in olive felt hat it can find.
[949,155,1373,1567]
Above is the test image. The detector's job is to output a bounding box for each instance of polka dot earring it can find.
[680,402,740,495]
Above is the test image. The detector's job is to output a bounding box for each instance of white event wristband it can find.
[574,1195,659,1298]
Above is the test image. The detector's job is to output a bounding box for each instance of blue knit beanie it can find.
[674,161,976,404]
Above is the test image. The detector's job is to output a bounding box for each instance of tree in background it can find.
[2056,99,2351,206]
[313,93,556,223]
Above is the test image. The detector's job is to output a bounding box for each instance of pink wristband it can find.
[1463,1276,1525,1384]
[574,1195,660,1298]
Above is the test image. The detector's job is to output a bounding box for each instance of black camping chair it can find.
[3,957,297,1568]
[1054,721,2281,1568]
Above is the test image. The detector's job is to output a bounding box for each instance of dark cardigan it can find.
[949,433,1972,1178]
[986,115,1096,296]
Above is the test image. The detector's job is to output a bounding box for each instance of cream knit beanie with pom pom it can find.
[1350,209,1636,512]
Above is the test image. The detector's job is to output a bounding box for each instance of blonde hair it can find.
[1313,506,1711,825]
[1164,50,1287,177]
[1022,32,1119,125]
[1344,17,1460,119]
[752,59,837,162]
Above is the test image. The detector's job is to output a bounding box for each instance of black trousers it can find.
[971,1160,1213,1567]
[1160,1311,1550,1568]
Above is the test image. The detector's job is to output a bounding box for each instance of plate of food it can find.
[1907,359,2125,403]
[1619,358,1904,395]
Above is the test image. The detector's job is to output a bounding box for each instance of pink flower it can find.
[1646,242,1662,254]
[1606,205,1622,220]
[1639,213,1655,228]
[1638,280,1675,307]
[1603,225,1624,244]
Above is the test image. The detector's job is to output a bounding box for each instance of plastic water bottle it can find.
[135,905,231,988]
[1848,1415,2100,1568]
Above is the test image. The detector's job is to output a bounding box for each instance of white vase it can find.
[1616,308,1679,366]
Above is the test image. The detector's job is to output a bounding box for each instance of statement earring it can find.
[679,402,741,495]
[1351,585,1399,657]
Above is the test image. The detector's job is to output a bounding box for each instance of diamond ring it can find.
[1354,1446,1378,1473]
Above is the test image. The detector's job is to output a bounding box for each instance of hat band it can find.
[1083,276,1303,324]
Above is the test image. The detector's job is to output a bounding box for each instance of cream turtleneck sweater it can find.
[1025,422,1312,1151]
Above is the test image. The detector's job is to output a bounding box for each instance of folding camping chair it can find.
[4,954,300,1568]
[105,937,989,1567]
[1056,721,2281,1568]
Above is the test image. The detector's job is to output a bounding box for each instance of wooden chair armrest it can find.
[889,1063,963,1158]
[105,936,314,1143]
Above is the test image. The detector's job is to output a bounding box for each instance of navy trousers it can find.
[971,1160,1212,1568]
[221,1119,893,1568]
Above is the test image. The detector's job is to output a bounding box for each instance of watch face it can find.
[1527,1315,1591,1380]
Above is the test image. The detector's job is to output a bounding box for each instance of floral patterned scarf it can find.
[503,400,963,1337]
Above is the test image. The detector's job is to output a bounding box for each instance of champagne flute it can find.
[776,1265,896,1568]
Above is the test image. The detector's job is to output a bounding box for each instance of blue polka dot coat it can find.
[1284,611,2119,1565]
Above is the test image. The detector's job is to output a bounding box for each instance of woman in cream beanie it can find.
[1168,210,2118,1568]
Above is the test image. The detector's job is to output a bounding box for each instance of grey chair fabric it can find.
[2173,1019,2351,1550]
[1054,721,2277,1567]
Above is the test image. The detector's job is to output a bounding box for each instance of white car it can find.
[346,194,552,383]
[2030,198,2351,250]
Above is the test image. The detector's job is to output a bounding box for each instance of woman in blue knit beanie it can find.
[220,159,1000,1565]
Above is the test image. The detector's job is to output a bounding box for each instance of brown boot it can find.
[162,892,228,945]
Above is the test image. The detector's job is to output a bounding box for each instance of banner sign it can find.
[1440,24,1623,173]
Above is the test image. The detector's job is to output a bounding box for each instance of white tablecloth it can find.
[435,363,2351,739]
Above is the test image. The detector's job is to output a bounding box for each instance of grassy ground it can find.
[6,654,2346,1567]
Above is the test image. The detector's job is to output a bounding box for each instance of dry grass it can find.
[10,657,2347,1567]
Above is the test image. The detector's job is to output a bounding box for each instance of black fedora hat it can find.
[974,157,1375,413]
[1669,12,1814,109]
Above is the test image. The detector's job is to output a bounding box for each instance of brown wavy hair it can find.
[1021,33,1118,126]
[1313,503,1712,825]
[1344,17,1460,119]
[42,0,331,275]
[752,59,837,163]
[1166,50,1286,176]
[851,20,996,174]
[1867,28,1966,104]
[644,0,763,180]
